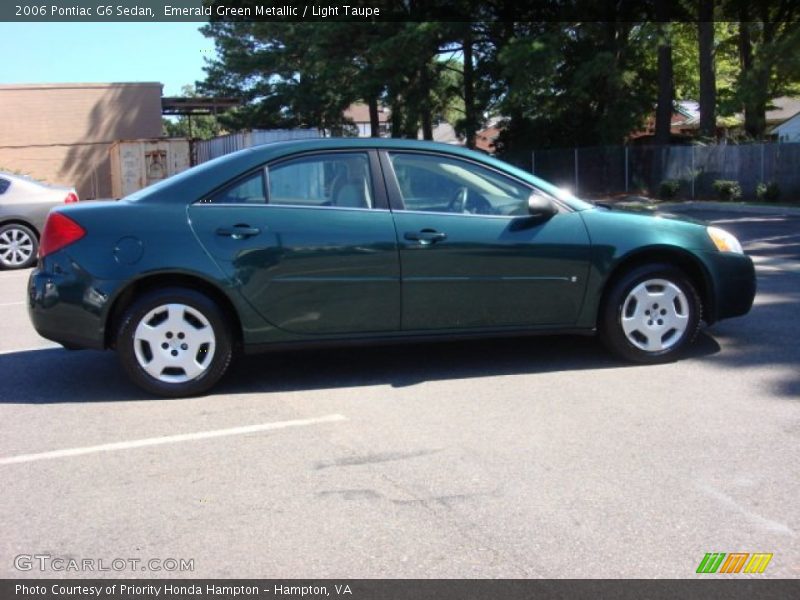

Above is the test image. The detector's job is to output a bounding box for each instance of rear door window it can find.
[267,153,374,209]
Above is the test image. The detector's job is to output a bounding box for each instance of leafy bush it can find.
[712,180,742,202]
[756,181,780,202]
[658,180,681,200]
[631,177,647,195]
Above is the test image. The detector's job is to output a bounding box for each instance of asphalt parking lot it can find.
[0,206,798,579]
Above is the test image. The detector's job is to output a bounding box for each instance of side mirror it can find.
[527,192,558,219]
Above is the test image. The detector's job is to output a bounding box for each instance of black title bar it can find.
[3,579,800,600]
[4,1,799,23]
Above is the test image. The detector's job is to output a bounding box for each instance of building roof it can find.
[162,96,241,116]
[649,96,800,133]
[0,82,162,90]
[344,103,391,123]
[687,96,800,126]
[766,96,800,123]
[771,110,800,134]
[417,122,462,145]
[675,100,700,125]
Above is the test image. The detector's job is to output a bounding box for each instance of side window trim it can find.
[197,167,267,205]
[261,165,276,206]
[367,149,389,210]
[378,150,404,212]
[379,150,570,216]
[196,150,389,210]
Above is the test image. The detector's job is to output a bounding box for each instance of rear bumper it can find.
[702,251,756,323]
[27,258,116,350]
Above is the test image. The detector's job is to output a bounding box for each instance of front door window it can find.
[388,152,531,216]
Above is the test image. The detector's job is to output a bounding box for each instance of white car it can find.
[0,172,78,269]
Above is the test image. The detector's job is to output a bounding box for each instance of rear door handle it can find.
[216,225,261,240]
[404,229,447,245]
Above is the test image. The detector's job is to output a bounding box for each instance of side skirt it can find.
[243,327,597,355]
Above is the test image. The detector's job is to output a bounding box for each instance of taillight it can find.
[64,192,79,204]
[38,212,86,258]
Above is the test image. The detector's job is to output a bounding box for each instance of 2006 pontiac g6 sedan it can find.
[28,139,756,397]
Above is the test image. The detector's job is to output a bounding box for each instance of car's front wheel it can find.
[0,223,38,269]
[116,287,234,397]
[600,263,701,363]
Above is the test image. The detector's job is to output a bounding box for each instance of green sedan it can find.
[28,139,756,397]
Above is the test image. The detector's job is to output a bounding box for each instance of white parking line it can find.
[0,343,61,355]
[696,482,794,536]
[0,414,347,466]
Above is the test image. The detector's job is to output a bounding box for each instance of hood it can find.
[590,203,709,226]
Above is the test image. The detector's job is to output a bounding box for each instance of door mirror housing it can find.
[527,192,558,219]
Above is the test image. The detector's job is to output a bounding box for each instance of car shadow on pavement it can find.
[220,333,722,396]
[666,210,800,401]
[0,332,721,404]
[0,348,139,404]
[697,295,800,401]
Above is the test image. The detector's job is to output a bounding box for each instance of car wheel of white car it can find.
[0,223,38,269]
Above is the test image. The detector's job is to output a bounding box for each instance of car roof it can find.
[126,138,591,210]
[0,172,44,188]
[0,171,71,191]
[129,139,471,199]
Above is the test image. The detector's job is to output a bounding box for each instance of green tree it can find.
[654,19,675,145]
[722,2,800,138]
[647,22,739,114]
[200,16,475,141]
[698,0,717,138]
[196,2,800,154]
[493,22,657,162]
[200,21,355,133]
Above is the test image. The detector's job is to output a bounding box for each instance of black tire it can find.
[599,263,701,364]
[0,223,38,269]
[116,287,234,397]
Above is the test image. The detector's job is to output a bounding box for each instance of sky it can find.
[0,23,215,96]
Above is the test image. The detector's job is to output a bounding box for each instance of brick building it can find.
[0,82,163,199]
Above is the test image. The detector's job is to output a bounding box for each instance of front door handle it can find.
[404,229,447,246]
[216,225,261,240]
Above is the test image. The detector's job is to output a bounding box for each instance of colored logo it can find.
[696,552,773,574]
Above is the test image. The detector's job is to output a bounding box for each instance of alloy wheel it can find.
[0,227,35,267]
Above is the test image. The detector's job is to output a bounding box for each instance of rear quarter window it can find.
[0,178,10,195]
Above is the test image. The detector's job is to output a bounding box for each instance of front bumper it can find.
[702,251,756,323]
[27,258,117,350]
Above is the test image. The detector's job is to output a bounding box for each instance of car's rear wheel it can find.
[116,287,233,397]
[600,263,701,363]
[0,223,38,269]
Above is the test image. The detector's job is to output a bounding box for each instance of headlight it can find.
[707,226,744,254]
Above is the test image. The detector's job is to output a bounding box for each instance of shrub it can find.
[631,177,647,195]
[756,181,780,202]
[712,180,742,202]
[658,180,681,200]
